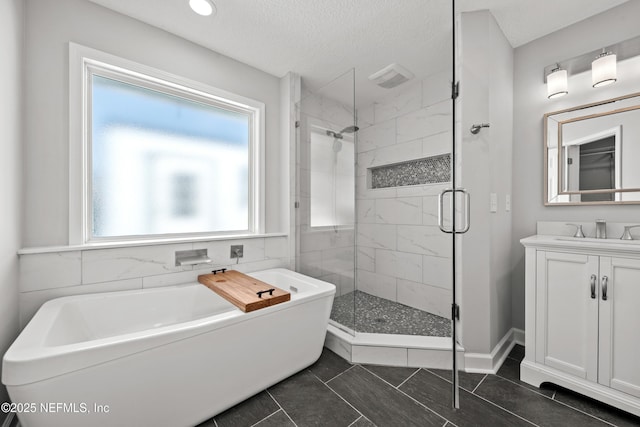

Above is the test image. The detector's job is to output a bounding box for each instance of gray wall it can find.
[23,0,284,247]
[460,11,514,353]
[511,1,640,330]
[0,0,23,409]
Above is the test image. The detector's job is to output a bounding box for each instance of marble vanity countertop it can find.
[521,234,640,255]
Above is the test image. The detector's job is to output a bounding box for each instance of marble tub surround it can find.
[355,71,453,319]
[537,221,640,241]
[17,235,289,328]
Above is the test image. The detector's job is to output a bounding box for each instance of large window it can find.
[70,44,264,244]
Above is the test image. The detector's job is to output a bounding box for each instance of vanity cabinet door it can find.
[536,251,599,381]
[598,256,640,398]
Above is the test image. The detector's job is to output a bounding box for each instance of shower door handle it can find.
[457,189,470,234]
[438,188,470,234]
[438,189,454,234]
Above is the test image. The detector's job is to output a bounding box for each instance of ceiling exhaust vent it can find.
[368,63,415,89]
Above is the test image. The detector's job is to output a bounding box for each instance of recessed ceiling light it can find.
[189,0,215,16]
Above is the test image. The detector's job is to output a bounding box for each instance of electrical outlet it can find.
[505,194,511,212]
[490,193,498,213]
[230,245,244,259]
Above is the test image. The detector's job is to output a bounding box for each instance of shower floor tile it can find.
[330,290,451,337]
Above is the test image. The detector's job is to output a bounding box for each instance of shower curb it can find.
[324,324,465,369]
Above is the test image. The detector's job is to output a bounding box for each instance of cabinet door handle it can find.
[602,276,608,301]
[590,274,597,299]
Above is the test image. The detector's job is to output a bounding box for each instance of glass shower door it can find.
[294,70,357,335]
[448,0,467,408]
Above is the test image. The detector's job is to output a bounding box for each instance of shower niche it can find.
[369,154,451,189]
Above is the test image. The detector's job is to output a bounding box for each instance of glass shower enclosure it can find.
[294,0,463,408]
[295,70,357,334]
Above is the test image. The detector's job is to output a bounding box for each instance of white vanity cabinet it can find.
[521,236,640,416]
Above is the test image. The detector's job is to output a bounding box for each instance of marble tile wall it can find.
[355,71,453,318]
[18,236,289,328]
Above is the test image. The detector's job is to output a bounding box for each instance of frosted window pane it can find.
[91,75,250,237]
[309,130,354,227]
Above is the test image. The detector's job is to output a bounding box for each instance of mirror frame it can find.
[544,92,640,206]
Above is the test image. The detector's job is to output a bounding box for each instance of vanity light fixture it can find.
[592,50,617,88]
[189,0,215,16]
[547,65,568,99]
[543,35,640,100]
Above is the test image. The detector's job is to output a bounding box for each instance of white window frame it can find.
[69,43,265,245]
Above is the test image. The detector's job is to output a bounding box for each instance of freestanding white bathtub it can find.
[2,268,335,427]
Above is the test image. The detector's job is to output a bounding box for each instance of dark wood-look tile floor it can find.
[194,345,640,427]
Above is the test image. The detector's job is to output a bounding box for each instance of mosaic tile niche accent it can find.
[370,154,451,189]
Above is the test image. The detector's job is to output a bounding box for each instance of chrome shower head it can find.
[326,125,358,144]
[339,125,359,134]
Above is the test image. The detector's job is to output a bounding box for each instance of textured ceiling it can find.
[85,0,627,106]
[464,0,628,48]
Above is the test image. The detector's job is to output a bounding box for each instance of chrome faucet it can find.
[566,223,585,238]
[595,219,607,239]
[620,225,640,240]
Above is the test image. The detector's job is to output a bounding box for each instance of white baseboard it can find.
[464,327,523,374]
[513,328,525,346]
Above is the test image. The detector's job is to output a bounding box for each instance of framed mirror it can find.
[545,92,640,205]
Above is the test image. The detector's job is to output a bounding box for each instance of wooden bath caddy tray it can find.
[198,269,290,312]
